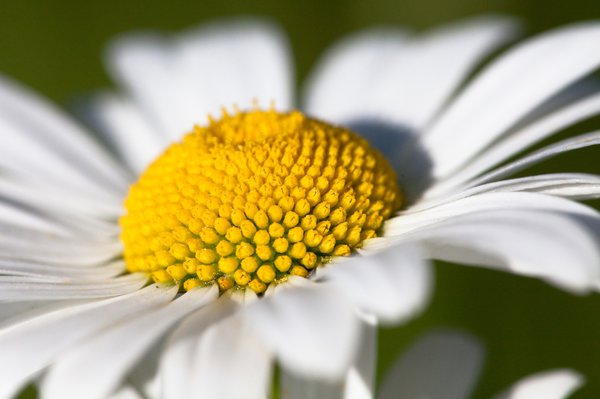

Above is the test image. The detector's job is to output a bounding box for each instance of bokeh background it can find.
[2,0,600,398]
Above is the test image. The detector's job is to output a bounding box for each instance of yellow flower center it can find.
[121,110,402,294]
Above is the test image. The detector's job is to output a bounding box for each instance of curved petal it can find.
[279,316,379,399]
[466,131,600,188]
[0,284,177,399]
[424,22,600,178]
[390,191,598,235]
[412,174,600,212]
[492,369,584,399]
[377,330,484,399]
[84,93,167,174]
[107,18,293,139]
[304,16,518,129]
[427,90,600,198]
[0,178,121,219]
[0,258,125,280]
[186,313,272,399]
[394,208,600,293]
[242,282,360,380]
[159,296,238,399]
[41,286,218,399]
[0,274,148,302]
[317,243,432,325]
[0,75,129,197]
[303,28,409,124]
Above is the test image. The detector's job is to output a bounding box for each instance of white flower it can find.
[0,15,600,399]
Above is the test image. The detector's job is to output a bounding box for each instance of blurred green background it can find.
[2,0,600,398]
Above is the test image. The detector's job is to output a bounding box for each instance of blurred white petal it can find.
[318,244,432,324]
[493,369,584,399]
[424,22,600,178]
[41,287,217,399]
[377,330,484,399]
[0,284,176,399]
[107,19,293,138]
[243,282,359,380]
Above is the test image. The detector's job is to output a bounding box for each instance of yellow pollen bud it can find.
[196,248,217,264]
[197,264,217,282]
[283,211,299,228]
[166,264,187,280]
[257,265,276,283]
[290,265,309,278]
[218,257,239,274]
[256,245,274,261]
[268,222,285,238]
[241,257,260,273]
[216,241,234,257]
[273,237,289,253]
[253,230,271,245]
[152,269,173,284]
[234,269,251,286]
[183,278,202,291]
[249,279,266,294]
[183,258,200,274]
[274,255,292,272]
[121,110,402,294]
[236,242,255,259]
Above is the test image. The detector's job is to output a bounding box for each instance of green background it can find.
[2,0,600,398]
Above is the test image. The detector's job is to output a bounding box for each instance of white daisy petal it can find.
[160,297,238,399]
[0,232,122,268]
[0,178,121,219]
[318,243,432,324]
[305,16,517,128]
[242,282,360,380]
[0,75,129,196]
[127,345,163,399]
[344,316,378,399]
[468,131,600,188]
[42,286,218,399]
[427,90,600,197]
[0,259,125,281]
[424,22,600,178]
[0,202,73,236]
[377,330,484,399]
[390,191,598,235]
[492,369,584,399]
[400,209,600,293]
[0,300,88,330]
[369,15,520,128]
[0,284,177,399]
[303,28,409,124]
[0,274,148,302]
[107,19,292,138]
[186,313,272,399]
[0,200,119,242]
[82,93,167,174]
[413,173,600,212]
[279,316,379,399]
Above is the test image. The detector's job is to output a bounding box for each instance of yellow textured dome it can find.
[121,109,402,294]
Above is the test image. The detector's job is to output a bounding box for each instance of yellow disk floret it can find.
[121,109,403,294]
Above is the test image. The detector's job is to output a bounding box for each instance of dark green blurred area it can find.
[2,0,600,398]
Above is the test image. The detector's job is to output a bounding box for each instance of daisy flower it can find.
[1,15,600,399]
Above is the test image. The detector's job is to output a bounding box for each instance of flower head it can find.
[0,15,600,399]
[121,109,401,293]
